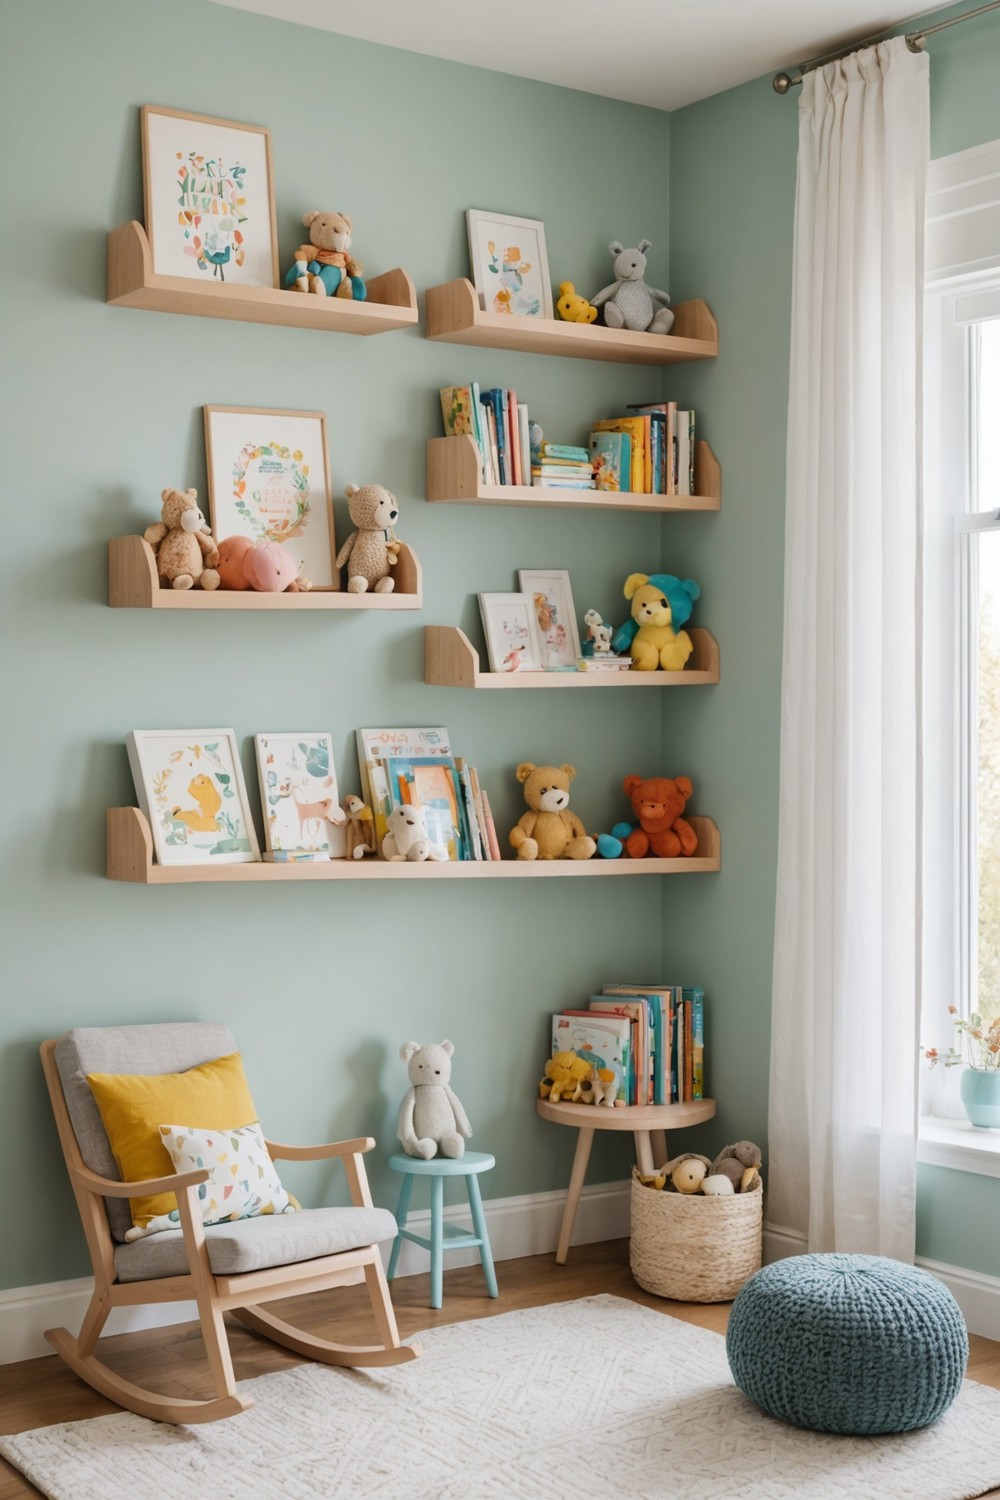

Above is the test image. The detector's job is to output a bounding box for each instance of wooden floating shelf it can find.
[426,435,720,511]
[107,221,418,334]
[536,1098,717,1131]
[425,279,718,365]
[108,807,721,884]
[108,535,421,610]
[424,626,719,688]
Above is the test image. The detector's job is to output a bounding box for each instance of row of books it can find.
[590,402,696,497]
[440,384,697,497]
[551,983,705,1107]
[355,725,502,861]
[440,383,530,488]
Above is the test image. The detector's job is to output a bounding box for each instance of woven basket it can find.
[629,1168,763,1303]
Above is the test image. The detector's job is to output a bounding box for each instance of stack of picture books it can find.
[440,384,530,488]
[531,442,596,491]
[590,403,696,497]
[356,725,502,861]
[551,982,705,1106]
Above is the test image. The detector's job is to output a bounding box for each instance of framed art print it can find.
[254,732,346,859]
[141,106,279,286]
[204,407,336,588]
[126,730,260,866]
[466,210,552,319]
[518,569,582,669]
[478,592,543,673]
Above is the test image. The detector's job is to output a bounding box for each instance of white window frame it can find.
[920,139,1000,1174]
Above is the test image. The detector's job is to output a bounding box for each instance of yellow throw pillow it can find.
[86,1052,258,1229]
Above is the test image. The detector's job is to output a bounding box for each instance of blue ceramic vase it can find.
[960,1067,1000,1128]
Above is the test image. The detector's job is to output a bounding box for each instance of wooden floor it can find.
[2,1238,999,1499]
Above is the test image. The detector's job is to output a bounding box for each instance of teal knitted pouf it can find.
[726,1253,968,1435]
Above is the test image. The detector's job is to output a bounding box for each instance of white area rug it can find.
[3,1294,999,1500]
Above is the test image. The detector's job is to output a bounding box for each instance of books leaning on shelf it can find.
[598,983,706,1104]
[623,401,697,496]
[355,726,500,861]
[439,384,536,489]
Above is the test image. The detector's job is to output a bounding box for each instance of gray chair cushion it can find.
[54,1023,239,1242]
[113,1206,398,1281]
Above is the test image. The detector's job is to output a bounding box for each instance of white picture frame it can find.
[126,730,260,867]
[204,406,336,589]
[518,569,582,669]
[478,592,543,673]
[141,105,278,287]
[466,209,552,319]
[254,732,346,858]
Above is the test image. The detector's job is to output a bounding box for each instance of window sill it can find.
[917,1115,1000,1178]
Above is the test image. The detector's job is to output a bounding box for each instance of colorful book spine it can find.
[541,443,589,460]
[686,987,705,1099]
[479,787,502,861]
[517,404,530,491]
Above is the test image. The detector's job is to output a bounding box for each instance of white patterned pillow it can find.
[124,1121,295,1241]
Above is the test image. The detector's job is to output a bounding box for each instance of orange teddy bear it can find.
[615,775,698,859]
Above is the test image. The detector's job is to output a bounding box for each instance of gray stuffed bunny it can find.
[590,239,675,333]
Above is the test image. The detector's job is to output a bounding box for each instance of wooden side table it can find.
[536,1097,717,1263]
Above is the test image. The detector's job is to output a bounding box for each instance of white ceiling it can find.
[209,0,954,111]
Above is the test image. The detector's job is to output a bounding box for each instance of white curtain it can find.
[768,37,930,1260]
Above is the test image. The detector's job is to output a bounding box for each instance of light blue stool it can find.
[386,1151,499,1310]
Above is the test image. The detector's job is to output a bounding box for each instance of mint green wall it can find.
[667,7,1000,1276]
[0,0,677,1291]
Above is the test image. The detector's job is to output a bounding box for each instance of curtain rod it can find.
[772,0,1000,93]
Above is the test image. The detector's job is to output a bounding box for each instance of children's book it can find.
[541,443,589,461]
[589,430,631,493]
[480,389,508,485]
[602,985,668,1105]
[553,1012,630,1097]
[676,410,695,496]
[506,388,521,486]
[627,400,676,494]
[687,986,705,1099]
[518,404,530,489]
[589,996,650,1105]
[455,759,483,860]
[381,754,469,860]
[479,786,502,860]
[591,417,646,492]
[356,727,451,850]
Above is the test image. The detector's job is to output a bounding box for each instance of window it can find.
[921,142,1000,1160]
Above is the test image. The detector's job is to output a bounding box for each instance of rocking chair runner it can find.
[41,1023,419,1425]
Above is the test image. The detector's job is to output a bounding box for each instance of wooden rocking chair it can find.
[41,1023,419,1425]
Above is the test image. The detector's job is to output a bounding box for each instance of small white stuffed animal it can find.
[397,1040,472,1159]
[590,240,674,334]
[584,608,614,654]
[381,804,448,862]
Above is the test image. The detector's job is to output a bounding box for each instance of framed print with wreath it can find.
[141,105,279,286]
[204,407,336,588]
[126,729,260,867]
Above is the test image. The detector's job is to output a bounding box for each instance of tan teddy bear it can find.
[284,211,366,300]
[143,488,220,591]
[335,483,401,594]
[509,763,596,861]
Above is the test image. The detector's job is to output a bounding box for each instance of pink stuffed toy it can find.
[218,537,311,593]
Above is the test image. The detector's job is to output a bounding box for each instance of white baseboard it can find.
[0,1181,631,1365]
[4,1194,995,1364]
[763,1220,1000,1342]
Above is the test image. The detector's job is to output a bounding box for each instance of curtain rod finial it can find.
[773,70,801,94]
[906,32,926,52]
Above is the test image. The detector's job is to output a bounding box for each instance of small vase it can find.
[959,1067,1000,1129]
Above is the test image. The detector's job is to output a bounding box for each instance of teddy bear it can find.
[509,763,596,861]
[555,280,598,324]
[539,1050,594,1103]
[284,210,366,300]
[335,483,401,594]
[708,1141,763,1194]
[340,794,377,859]
[664,1152,713,1193]
[611,572,700,671]
[144,488,220,591]
[381,803,448,862]
[599,775,699,860]
[397,1040,472,1159]
[589,240,674,334]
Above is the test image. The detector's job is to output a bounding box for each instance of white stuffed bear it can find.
[589,240,675,334]
[381,803,448,862]
[397,1040,472,1160]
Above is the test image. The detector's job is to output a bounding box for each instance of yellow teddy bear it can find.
[555,280,598,324]
[611,572,701,672]
[539,1050,594,1102]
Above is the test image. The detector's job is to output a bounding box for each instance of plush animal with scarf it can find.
[612,572,700,671]
[285,210,366,300]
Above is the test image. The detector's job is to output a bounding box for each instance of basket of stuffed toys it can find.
[629,1142,763,1303]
